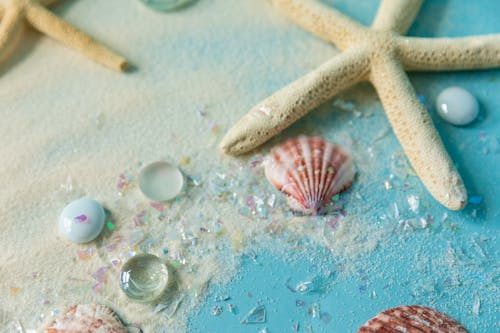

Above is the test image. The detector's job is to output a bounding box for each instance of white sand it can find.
[0,0,344,331]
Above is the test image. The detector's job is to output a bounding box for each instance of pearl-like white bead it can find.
[436,86,479,126]
[59,198,105,243]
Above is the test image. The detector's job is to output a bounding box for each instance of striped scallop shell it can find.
[264,136,354,215]
[357,305,468,333]
[44,303,128,333]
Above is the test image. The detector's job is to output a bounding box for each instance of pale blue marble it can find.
[59,198,105,243]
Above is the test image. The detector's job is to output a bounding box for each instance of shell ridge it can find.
[286,141,310,207]
[321,146,346,207]
[329,155,354,196]
[293,138,313,207]
[264,153,285,188]
[312,137,327,209]
[322,145,341,207]
[300,136,318,211]
[377,312,432,333]
[319,140,334,209]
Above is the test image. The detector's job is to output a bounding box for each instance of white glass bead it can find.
[138,161,184,202]
[59,198,105,243]
[436,86,479,126]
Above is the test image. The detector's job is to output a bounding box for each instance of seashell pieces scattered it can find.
[43,303,128,333]
[357,305,468,333]
[264,136,355,215]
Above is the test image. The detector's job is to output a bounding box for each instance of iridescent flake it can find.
[74,214,89,223]
[308,303,320,318]
[211,305,223,316]
[241,305,266,324]
[228,303,238,314]
[295,281,314,294]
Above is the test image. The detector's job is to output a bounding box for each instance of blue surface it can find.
[189,1,499,332]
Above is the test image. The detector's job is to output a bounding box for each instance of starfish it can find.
[0,0,127,71]
[220,0,500,210]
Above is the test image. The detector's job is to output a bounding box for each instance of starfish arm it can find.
[371,0,423,35]
[370,57,467,210]
[0,3,24,63]
[24,2,128,71]
[270,0,366,49]
[397,35,500,71]
[220,47,370,155]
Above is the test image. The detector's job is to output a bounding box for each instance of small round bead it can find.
[436,86,479,126]
[138,161,184,202]
[59,198,105,243]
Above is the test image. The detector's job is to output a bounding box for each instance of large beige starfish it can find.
[0,0,127,71]
[220,0,500,210]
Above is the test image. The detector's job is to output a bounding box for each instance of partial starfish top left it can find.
[0,0,127,71]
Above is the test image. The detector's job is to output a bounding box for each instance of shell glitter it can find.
[357,305,468,333]
[264,136,355,215]
[43,303,128,333]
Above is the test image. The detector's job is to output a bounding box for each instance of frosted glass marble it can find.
[436,86,479,125]
[138,0,195,12]
[138,161,184,202]
[59,199,105,243]
[120,254,169,303]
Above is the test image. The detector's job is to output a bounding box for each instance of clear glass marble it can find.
[120,254,169,303]
[138,0,195,12]
[138,161,184,202]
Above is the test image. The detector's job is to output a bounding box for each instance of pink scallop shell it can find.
[43,303,128,333]
[264,136,355,215]
[357,305,468,333]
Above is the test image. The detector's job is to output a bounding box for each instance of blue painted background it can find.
[188,1,499,332]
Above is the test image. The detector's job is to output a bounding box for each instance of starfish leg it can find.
[370,58,467,210]
[24,1,128,71]
[0,3,25,63]
[220,47,370,155]
[371,0,423,35]
[270,0,366,49]
[398,35,500,71]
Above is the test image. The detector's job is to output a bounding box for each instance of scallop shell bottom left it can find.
[43,303,128,333]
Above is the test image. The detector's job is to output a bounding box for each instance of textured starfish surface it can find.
[0,0,127,71]
[220,0,500,210]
